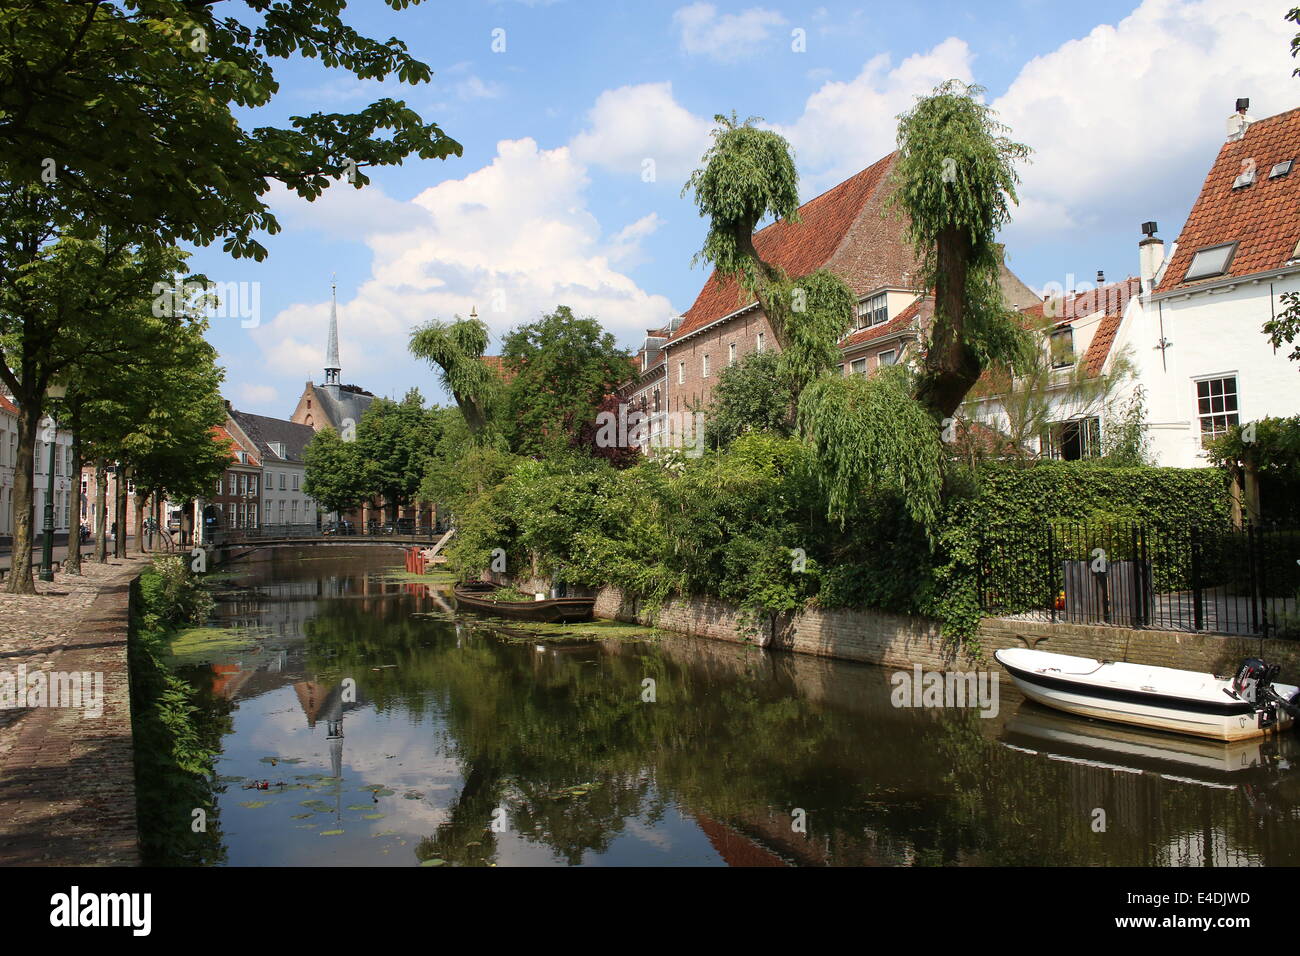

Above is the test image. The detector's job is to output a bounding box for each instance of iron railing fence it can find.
[978,520,1300,638]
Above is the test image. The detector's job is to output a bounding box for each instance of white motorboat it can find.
[994,648,1300,741]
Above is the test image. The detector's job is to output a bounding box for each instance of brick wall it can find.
[664,309,778,414]
[589,584,1300,676]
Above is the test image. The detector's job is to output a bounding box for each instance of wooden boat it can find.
[994,647,1300,741]
[452,582,595,623]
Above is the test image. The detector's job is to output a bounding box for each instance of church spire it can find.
[324,275,341,387]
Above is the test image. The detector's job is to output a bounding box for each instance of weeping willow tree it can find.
[799,366,943,530]
[408,315,501,439]
[683,114,856,400]
[891,80,1033,420]
[796,82,1032,529]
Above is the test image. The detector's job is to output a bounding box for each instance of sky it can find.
[186,0,1300,417]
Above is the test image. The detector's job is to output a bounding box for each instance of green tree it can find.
[303,428,368,518]
[499,306,632,456]
[704,349,793,449]
[409,316,501,438]
[353,389,440,522]
[1264,292,1300,367]
[683,114,856,402]
[889,81,1033,420]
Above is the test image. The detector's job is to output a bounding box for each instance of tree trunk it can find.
[94,460,108,563]
[134,492,147,553]
[4,403,40,593]
[64,434,83,575]
[114,466,128,558]
[913,226,982,421]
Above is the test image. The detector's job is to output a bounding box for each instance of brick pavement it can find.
[0,556,150,865]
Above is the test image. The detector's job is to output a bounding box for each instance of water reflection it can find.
[186,548,1300,867]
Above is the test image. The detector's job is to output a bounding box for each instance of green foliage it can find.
[797,365,943,530]
[1207,416,1300,480]
[302,426,368,516]
[1100,384,1153,466]
[890,80,1033,419]
[137,555,214,629]
[131,556,225,865]
[353,389,441,517]
[704,349,793,448]
[1263,290,1300,365]
[408,315,501,438]
[683,113,800,285]
[774,269,858,395]
[500,306,633,456]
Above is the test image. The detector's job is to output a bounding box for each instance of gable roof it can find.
[0,393,18,417]
[1019,277,1141,327]
[669,153,918,343]
[228,408,317,464]
[1157,106,1300,294]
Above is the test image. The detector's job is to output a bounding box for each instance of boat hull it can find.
[453,584,595,623]
[995,648,1296,742]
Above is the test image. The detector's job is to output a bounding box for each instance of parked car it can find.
[323,520,356,536]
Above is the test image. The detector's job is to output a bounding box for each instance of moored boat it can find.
[452,581,595,623]
[994,647,1300,742]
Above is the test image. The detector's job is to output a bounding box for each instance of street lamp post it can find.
[39,383,67,582]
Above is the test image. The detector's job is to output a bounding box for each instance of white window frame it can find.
[1194,373,1240,449]
[702,354,710,379]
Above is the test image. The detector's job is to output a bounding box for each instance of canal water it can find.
[179,548,1300,866]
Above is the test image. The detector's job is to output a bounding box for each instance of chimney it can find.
[1139,221,1164,290]
[1096,270,1105,286]
[1226,97,1252,142]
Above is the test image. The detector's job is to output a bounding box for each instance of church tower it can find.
[323,276,341,391]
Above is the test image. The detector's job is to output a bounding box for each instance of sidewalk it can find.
[0,555,152,864]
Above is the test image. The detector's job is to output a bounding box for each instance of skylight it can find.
[1184,242,1237,281]
[1232,164,1255,189]
[1270,159,1294,179]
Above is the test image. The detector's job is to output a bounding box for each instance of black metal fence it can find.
[977,521,1300,638]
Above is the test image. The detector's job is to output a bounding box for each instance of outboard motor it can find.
[1232,658,1300,731]
[1232,658,1273,704]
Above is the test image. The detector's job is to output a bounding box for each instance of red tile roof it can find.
[211,425,258,466]
[0,394,18,417]
[1019,277,1141,326]
[670,153,909,342]
[1083,312,1122,375]
[1157,107,1300,294]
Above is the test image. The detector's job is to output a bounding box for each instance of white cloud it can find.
[570,81,714,183]
[236,383,279,408]
[775,37,975,193]
[672,3,787,62]
[253,138,678,396]
[992,0,1296,241]
[456,75,504,101]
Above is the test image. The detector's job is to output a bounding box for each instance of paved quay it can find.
[0,556,151,865]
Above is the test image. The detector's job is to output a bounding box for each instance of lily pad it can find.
[420,858,447,867]
[239,800,270,808]
[320,829,345,836]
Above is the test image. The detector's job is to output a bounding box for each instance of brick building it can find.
[626,152,1038,437]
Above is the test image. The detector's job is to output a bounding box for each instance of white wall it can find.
[1115,272,1300,468]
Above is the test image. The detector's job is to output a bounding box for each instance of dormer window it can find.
[857,293,888,329]
[1049,327,1075,369]
[1270,159,1293,180]
[1184,241,1238,281]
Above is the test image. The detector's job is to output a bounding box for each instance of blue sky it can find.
[186,0,1299,415]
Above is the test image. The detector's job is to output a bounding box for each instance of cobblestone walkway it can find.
[0,556,151,865]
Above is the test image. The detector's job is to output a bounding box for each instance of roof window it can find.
[1270,159,1294,179]
[1184,242,1237,282]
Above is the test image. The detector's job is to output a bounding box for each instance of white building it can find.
[0,393,75,539]
[967,102,1300,468]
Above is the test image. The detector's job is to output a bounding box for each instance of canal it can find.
[174,548,1300,866]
